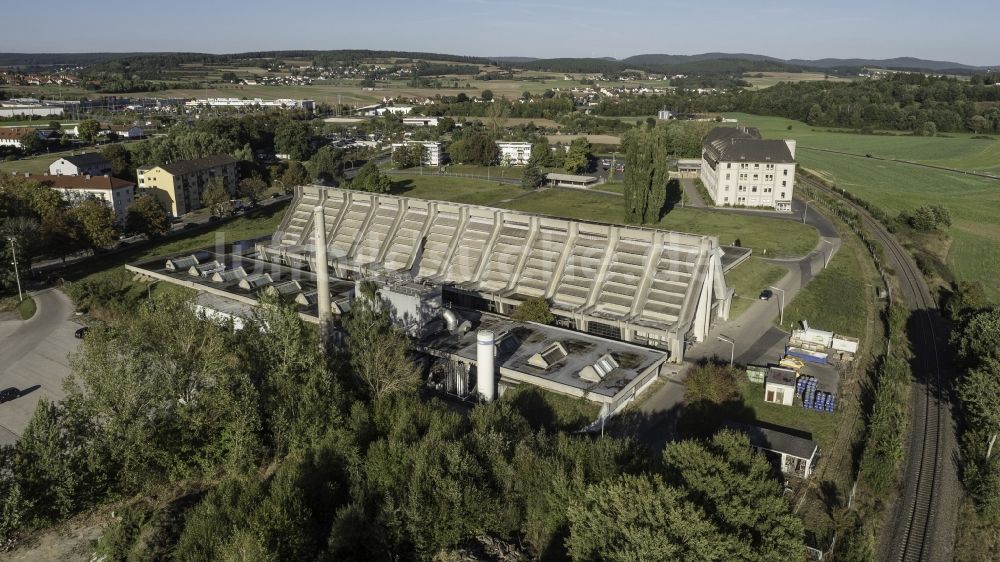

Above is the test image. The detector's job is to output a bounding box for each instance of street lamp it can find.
[802,199,816,224]
[7,237,23,303]
[716,335,735,366]
[821,239,834,269]
[768,285,785,326]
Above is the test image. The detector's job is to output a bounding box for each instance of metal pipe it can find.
[8,237,22,303]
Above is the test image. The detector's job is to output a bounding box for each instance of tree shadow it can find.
[659,178,683,219]
[390,179,415,196]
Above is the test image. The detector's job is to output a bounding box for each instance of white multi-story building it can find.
[496,141,533,166]
[700,127,796,212]
[402,116,439,127]
[49,153,113,176]
[390,141,443,166]
[33,173,135,223]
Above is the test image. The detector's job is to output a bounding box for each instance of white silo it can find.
[476,330,496,402]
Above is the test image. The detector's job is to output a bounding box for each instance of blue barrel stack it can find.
[797,375,835,413]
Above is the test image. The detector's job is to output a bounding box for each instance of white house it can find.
[33,173,136,223]
[366,106,413,116]
[109,125,144,139]
[48,153,113,176]
[390,141,443,166]
[0,127,45,149]
[764,366,797,406]
[700,126,796,212]
[496,141,533,166]
[402,116,439,127]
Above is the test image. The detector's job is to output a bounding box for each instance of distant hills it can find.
[1,50,995,75]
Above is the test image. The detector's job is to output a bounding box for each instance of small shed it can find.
[730,422,819,479]
[545,173,598,188]
[764,366,796,406]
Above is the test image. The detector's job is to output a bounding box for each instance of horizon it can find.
[2,0,998,67]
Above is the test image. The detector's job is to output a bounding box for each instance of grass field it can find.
[500,188,818,258]
[776,228,868,337]
[727,259,789,319]
[726,112,1000,302]
[545,134,621,146]
[742,72,853,90]
[16,297,36,320]
[389,176,526,206]
[0,141,140,175]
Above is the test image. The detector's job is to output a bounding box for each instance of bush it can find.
[510,297,554,324]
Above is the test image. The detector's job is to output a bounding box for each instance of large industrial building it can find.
[700,126,797,212]
[259,185,731,359]
[128,184,734,416]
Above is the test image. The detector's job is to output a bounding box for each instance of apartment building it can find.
[700,127,796,212]
[496,141,533,166]
[137,154,238,217]
[390,141,444,166]
[34,173,135,222]
[48,153,113,176]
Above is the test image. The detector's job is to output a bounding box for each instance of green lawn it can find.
[501,188,819,258]
[0,141,142,176]
[727,258,789,319]
[389,176,526,206]
[727,112,1000,302]
[776,232,868,337]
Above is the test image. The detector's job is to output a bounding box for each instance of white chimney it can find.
[313,205,332,335]
[476,330,496,402]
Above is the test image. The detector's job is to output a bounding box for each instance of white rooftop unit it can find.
[578,353,619,383]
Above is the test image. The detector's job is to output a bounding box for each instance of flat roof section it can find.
[419,310,667,401]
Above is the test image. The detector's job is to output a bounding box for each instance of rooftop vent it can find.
[578,353,619,382]
[528,342,568,370]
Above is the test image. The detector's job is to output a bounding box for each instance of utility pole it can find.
[7,237,23,303]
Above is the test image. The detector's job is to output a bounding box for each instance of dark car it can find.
[0,387,19,403]
[759,289,774,301]
[865,153,873,158]
[74,326,89,339]
[209,215,221,223]
[183,222,198,230]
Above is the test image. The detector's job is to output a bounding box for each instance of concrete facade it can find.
[137,154,239,217]
[260,185,733,361]
[497,141,533,166]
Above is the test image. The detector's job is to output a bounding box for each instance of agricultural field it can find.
[727,112,1000,301]
[742,71,853,89]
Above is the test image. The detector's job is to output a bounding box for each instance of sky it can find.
[2,0,997,66]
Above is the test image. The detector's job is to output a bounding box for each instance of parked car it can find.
[74,326,89,339]
[184,222,198,230]
[0,387,19,403]
[209,215,221,223]
[759,289,774,301]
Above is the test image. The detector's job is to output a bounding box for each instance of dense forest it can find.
[0,292,807,560]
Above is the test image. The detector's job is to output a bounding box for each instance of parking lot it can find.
[0,289,80,445]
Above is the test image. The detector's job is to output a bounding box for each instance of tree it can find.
[450,132,499,166]
[564,137,592,174]
[567,473,732,561]
[274,120,313,161]
[100,143,133,179]
[350,161,392,194]
[125,195,169,238]
[341,285,420,402]
[202,176,232,216]
[662,431,805,560]
[683,363,740,406]
[78,119,102,143]
[953,308,1000,366]
[392,144,424,169]
[484,101,509,140]
[281,161,309,192]
[238,176,268,206]
[622,126,668,224]
[309,146,344,183]
[18,131,43,154]
[510,296,553,324]
[529,138,551,167]
[69,199,118,249]
[958,364,1000,461]
[481,89,494,102]
[521,162,544,190]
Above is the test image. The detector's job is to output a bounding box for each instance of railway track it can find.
[798,176,948,561]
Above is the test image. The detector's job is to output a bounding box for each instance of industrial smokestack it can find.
[313,205,332,342]
[476,330,496,402]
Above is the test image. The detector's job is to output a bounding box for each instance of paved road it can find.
[0,289,80,445]
[630,192,841,446]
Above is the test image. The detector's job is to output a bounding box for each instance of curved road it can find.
[0,289,80,445]
[799,175,958,562]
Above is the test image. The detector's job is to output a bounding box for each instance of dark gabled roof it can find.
[726,421,817,460]
[703,126,794,164]
[35,173,134,190]
[60,152,111,167]
[158,154,238,176]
